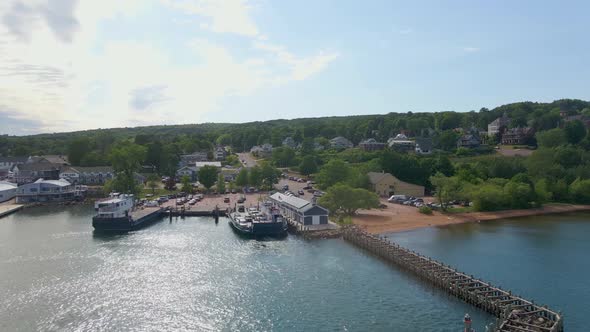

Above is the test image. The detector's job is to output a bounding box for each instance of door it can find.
[312,216,320,225]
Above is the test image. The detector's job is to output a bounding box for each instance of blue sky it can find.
[0,0,589,135]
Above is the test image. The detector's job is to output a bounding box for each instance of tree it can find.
[316,159,351,189]
[181,175,193,194]
[536,128,567,148]
[300,137,315,156]
[217,173,226,193]
[198,165,218,191]
[236,168,249,187]
[216,134,232,146]
[249,166,262,188]
[437,130,460,151]
[67,137,90,166]
[260,162,280,190]
[147,174,159,195]
[109,142,147,195]
[318,183,379,219]
[569,178,590,203]
[271,147,296,167]
[299,155,318,175]
[564,120,586,144]
[429,172,462,211]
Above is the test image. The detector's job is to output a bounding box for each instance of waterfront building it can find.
[358,138,387,151]
[488,113,511,136]
[15,178,80,203]
[367,171,425,197]
[330,136,354,150]
[13,162,62,184]
[59,166,115,185]
[269,192,329,226]
[0,181,17,202]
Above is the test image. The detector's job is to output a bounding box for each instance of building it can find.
[250,143,273,158]
[367,172,425,197]
[415,138,433,155]
[13,162,62,184]
[457,134,481,149]
[358,138,387,151]
[282,137,297,149]
[176,166,198,181]
[561,114,590,128]
[195,161,223,176]
[269,192,329,226]
[330,136,354,150]
[179,152,209,167]
[488,113,511,136]
[27,155,69,166]
[0,181,17,203]
[388,134,415,152]
[221,167,239,181]
[0,156,28,170]
[16,178,79,203]
[60,166,115,185]
[501,127,535,145]
[214,146,227,161]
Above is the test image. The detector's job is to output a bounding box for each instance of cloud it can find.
[463,46,480,53]
[129,85,170,111]
[0,106,45,134]
[161,0,259,37]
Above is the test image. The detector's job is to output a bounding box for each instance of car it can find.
[223,197,230,203]
[303,185,312,190]
[188,199,197,205]
[297,178,305,183]
[231,189,236,194]
[237,196,246,203]
[298,190,304,196]
[282,184,289,191]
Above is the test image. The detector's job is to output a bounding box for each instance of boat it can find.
[92,193,162,232]
[228,202,287,237]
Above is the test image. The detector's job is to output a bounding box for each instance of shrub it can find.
[419,206,433,215]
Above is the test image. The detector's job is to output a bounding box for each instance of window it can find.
[30,188,38,192]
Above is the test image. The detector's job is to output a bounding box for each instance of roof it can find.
[64,166,114,173]
[269,192,310,209]
[0,156,28,163]
[367,172,391,185]
[17,163,62,171]
[415,138,433,150]
[36,155,69,164]
[195,161,222,168]
[33,178,71,187]
[0,181,17,191]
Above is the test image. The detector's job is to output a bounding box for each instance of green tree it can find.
[236,168,249,187]
[437,130,460,151]
[534,178,552,204]
[300,137,315,155]
[316,159,351,189]
[67,137,90,166]
[198,165,218,191]
[271,147,296,167]
[318,183,380,218]
[503,180,534,209]
[536,128,567,148]
[181,175,193,194]
[217,173,226,193]
[216,134,232,146]
[249,166,262,188]
[564,120,586,144]
[260,162,280,190]
[109,142,147,195]
[429,172,462,211]
[569,178,590,203]
[147,174,159,195]
[299,155,318,175]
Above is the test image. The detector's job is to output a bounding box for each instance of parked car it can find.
[223,197,230,203]
[237,196,246,203]
[298,190,304,196]
[282,184,289,191]
[231,189,236,194]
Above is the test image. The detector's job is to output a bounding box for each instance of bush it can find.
[419,206,433,215]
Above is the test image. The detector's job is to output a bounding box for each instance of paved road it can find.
[237,152,257,168]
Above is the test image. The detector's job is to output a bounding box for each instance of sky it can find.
[1,0,589,135]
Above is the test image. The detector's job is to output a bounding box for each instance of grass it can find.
[139,187,180,199]
[446,206,474,213]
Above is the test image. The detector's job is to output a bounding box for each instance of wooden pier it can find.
[342,226,564,332]
[0,204,23,219]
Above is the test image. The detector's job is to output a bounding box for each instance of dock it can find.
[342,226,563,332]
[0,204,23,219]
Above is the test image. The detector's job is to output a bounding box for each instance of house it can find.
[16,178,79,203]
[358,138,386,151]
[13,163,62,184]
[501,127,535,145]
[488,113,511,136]
[388,134,415,152]
[414,138,433,155]
[27,155,69,166]
[313,142,325,151]
[367,172,425,197]
[214,146,227,161]
[176,166,198,181]
[179,152,209,167]
[282,137,297,149]
[221,167,239,181]
[195,161,222,173]
[269,192,329,226]
[0,156,28,170]
[0,181,17,203]
[330,136,353,150]
[60,166,115,185]
[250,143,273,158]
[457,134,481,149]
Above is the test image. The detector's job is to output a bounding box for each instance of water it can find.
[0,205,495,332]
[388,213,590,332]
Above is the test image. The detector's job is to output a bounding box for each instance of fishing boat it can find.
[228,202,287,237]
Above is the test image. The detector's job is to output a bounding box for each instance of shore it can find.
[352,202,590,234]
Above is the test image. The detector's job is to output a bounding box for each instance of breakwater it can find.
[342,226,564,332]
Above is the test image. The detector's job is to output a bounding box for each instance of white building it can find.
[488,113,511,136]
[330,136,353,150]
[269,193,329,226]
[16,178,79,203]
[0,181,17,203]
[60,166,115,185]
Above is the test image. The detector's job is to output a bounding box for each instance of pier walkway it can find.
[0,204,23,219]
[342,226,563,332]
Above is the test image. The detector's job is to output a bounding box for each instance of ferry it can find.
[228,202,287,237]
[92,193,161,232]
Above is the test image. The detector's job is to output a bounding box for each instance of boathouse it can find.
[0,181,17,203]
[16,178,79,203]
[269,193,329,225]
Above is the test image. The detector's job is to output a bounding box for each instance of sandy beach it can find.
[352,201,590,234]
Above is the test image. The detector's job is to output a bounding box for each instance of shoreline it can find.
[352,203,590,235]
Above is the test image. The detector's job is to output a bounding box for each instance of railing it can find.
[342,226,563,332]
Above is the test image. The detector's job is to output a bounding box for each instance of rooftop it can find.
[270,192,311,210]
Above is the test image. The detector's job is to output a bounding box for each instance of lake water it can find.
[1,206,587,331]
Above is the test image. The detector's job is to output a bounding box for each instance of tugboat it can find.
[92,193,161,232]
[228,202,287,237]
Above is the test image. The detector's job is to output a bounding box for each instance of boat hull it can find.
[92,210,162,232]
[228,218,287,237]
